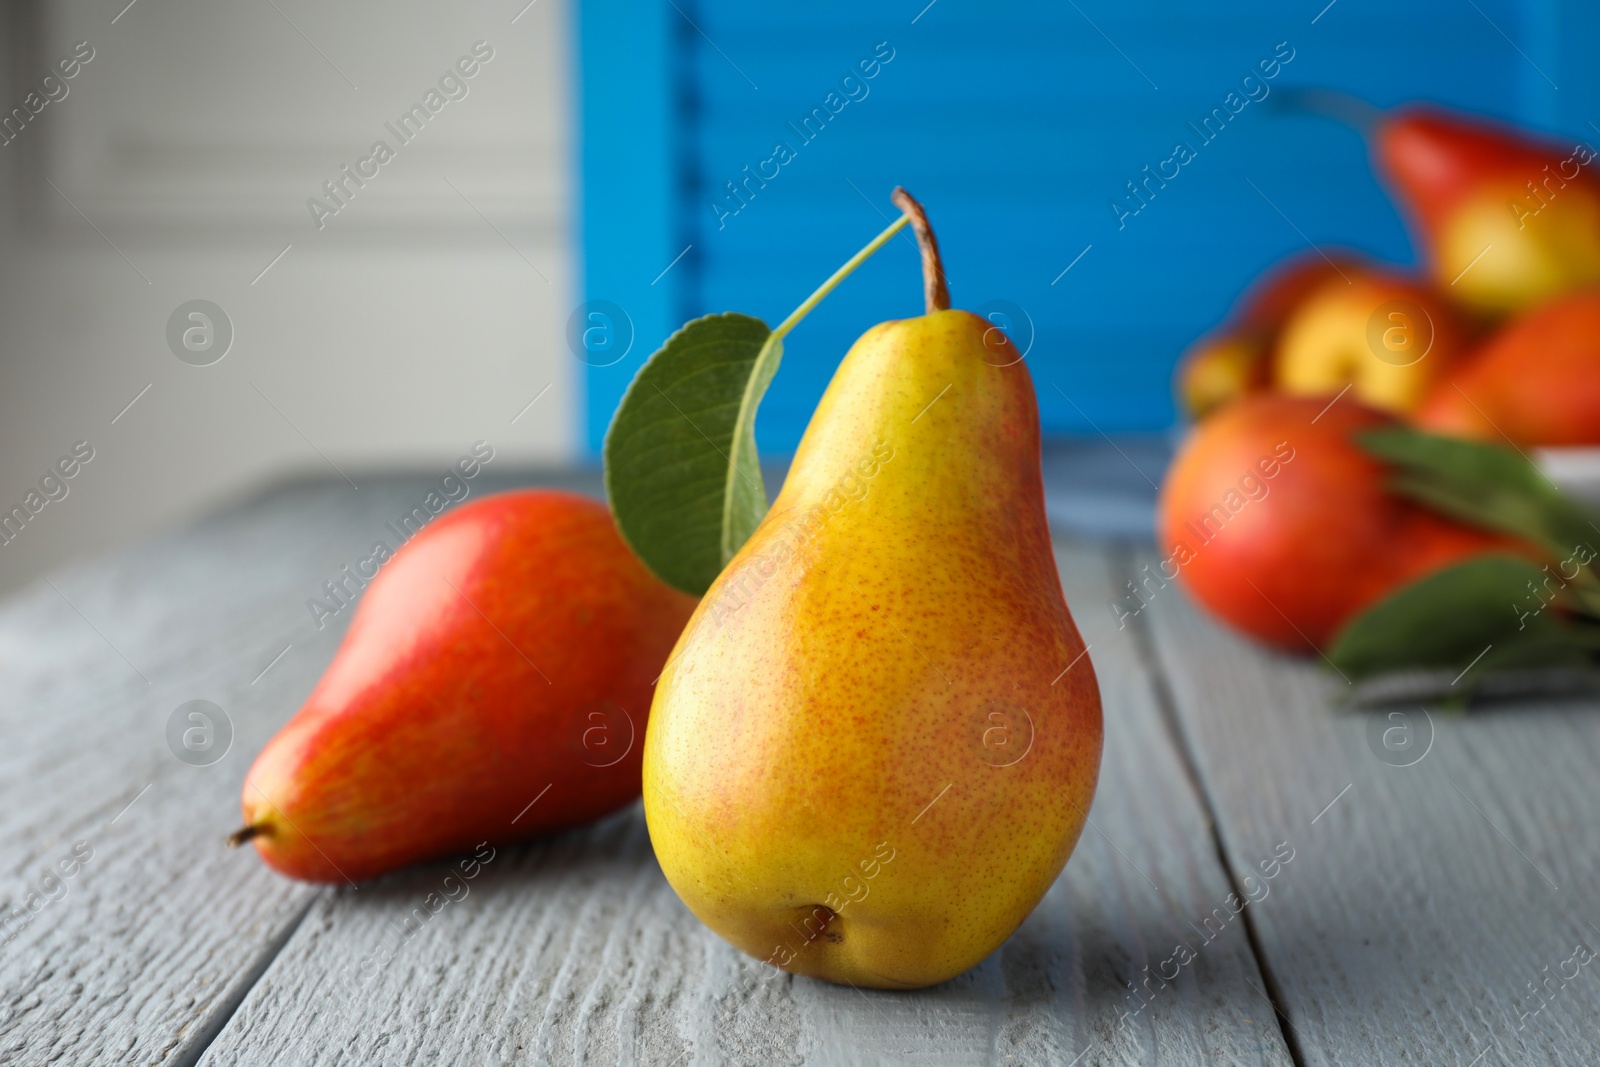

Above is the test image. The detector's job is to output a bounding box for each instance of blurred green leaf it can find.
[1358,428,1600,557]
[1358,427,1600,616]
[603,313,778,596]
[1328,553,1596,680]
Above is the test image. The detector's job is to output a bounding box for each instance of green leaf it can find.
[1328,553,1596,680]
[603,313,778,596]
[1357,427,1600,617]
[723,333,786,567]
[603,211,912,596]
[1358,428,1600,559]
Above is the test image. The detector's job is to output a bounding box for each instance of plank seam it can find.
[1117,547,1308,1067]
[170,889,325,1067]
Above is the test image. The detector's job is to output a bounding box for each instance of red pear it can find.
[1157,394,1513,651]
[1374,105,1600,314]
[232,489,697,883]
[1415,290,1600,446]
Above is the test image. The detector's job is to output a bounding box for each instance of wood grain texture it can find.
[0,472,592,1066]
[1137,553,1600,1067]
[198,538,1291,1066]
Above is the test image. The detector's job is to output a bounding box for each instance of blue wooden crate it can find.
[575,0,1597,455]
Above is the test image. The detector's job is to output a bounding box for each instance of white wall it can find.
[0,0,575,595]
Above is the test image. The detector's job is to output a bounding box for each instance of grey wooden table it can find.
[2,468,1597,1066]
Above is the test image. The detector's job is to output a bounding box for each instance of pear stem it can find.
[1271,88,1384,134]
[890,187,950,314]
[771,212,910,342]
[226,824,264,848]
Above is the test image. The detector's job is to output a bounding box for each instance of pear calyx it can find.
[890,186,950,314]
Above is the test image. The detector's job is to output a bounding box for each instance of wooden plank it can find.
[0,472,594,1065]
[200,538,1293,1065]
[1138,553,1600,1066]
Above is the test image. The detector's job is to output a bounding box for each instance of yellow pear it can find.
[1438,186,1600,315]
[1178,331,1270,419]
[642,190,1102,990]
[1274,268,1471,414]
[1372,104,1600,316]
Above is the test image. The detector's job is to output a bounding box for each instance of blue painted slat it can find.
[574,0,683,455]
[1553,0,1600,135]
[580,0,1597,452]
